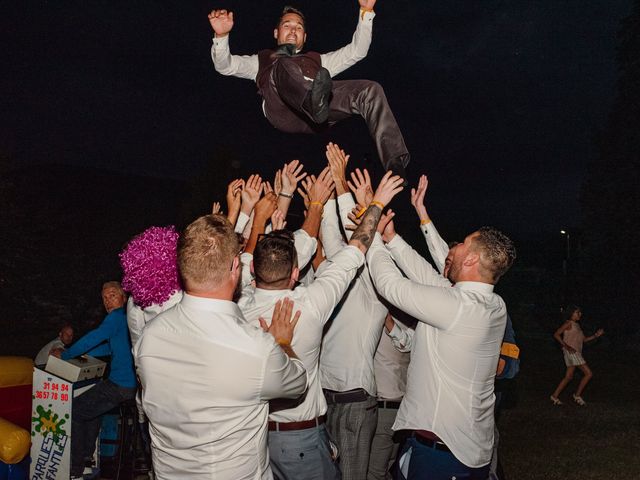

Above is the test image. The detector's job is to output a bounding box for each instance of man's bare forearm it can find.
[349,204,382,253]
[301,204,323,238]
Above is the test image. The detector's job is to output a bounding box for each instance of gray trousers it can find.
[326,395,378,480]
[266,56,410,170]
[367,405,400,480]
[268,424,341,480]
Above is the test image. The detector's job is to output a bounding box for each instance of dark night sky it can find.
[1,0,634,236]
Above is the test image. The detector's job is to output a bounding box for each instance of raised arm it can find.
[320,1,376,77]
[209,9,259,79]
[245,192,278,255]
[411,174,450,272]
[276,160,307,219]
[300,167,335,239]
[226,178,244,226]
[367,234,461,330]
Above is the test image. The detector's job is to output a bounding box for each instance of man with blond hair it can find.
[135,214,308,480]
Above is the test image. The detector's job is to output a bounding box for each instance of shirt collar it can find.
[454,281,495,294]
[181,293,242,316]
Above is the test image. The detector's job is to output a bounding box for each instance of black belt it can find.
[377,400,401,409]
[413,430,451,453]
[323,388,369,405]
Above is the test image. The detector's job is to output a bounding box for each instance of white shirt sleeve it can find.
[211,35,260,81]
[367,234,460,330]
[320,11,375,78]
[234,211,250,234]
[260,343,308,400]
[386,234,452,287]
[320,199,347,260]
[240,252,255,290]
[421,221,450,274]
[386,321,414,353]
[303,245,365,323]
[293,229,318,271]
[336,192,357,240]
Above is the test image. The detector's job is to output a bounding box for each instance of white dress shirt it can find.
[374,321,410,401]
[319,195,388,396]
[34,338,65,366]
[420,221,450,273]
[126,291,183,349]
[135,294,307,480]
[238,245,365,423]
[367,233,507,468]
[211,11,375,81]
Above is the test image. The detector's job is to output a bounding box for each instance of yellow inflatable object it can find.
[0,357,33,388]
[0,417,30,464]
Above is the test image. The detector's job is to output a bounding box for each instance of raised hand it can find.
[281,159,307,195]
[297,174,316,210]
[241,174,263,214]
[348,168,374,208]
[378,209,397,243]
[211,201,222,215]
[372,171,404,207]
[273,169,282,196]
[254,191,278,223]
[359,0,377,10]
[325,142,349,194]
[410,174,429,222]
[271,209,287,231]
[208,9,234,37]
[259,298,301,347]
[263,181,274,195]
[308,167,336,206]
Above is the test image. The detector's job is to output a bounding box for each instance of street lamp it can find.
[560,230,571,303]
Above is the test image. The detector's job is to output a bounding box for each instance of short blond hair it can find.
[178,214,239,290]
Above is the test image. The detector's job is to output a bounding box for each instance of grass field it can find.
[497,336,640,480]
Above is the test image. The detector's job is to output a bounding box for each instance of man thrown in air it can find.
[209,1,410,177]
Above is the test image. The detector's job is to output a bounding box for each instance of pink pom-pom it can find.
[119,226,181,309]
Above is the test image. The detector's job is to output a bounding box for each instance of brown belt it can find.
[413,430,450,453]
[268,415,326,432]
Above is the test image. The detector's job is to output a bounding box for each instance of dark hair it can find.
[253,230,298,286]
[563,304,581,321]
[276,6,306,29]
[472,226,516,283]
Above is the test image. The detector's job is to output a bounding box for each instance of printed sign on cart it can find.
[30,368,72,480]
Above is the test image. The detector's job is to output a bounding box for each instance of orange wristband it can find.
[360,7,374,20]
[370,201,385,210]
[309,201,324,208]
[355,206,367,219]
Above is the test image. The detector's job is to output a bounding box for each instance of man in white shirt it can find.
[238,168,404,480]
[208,1,409,174]
[135,214,308,480]
[320,144,393,479]
[34,324,74,366]
[367,314,411,480]
[367,211,516,479]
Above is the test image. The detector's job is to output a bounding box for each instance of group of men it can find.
[38,2,519,479]
[42,141,516,480]
[133,143,515,480]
